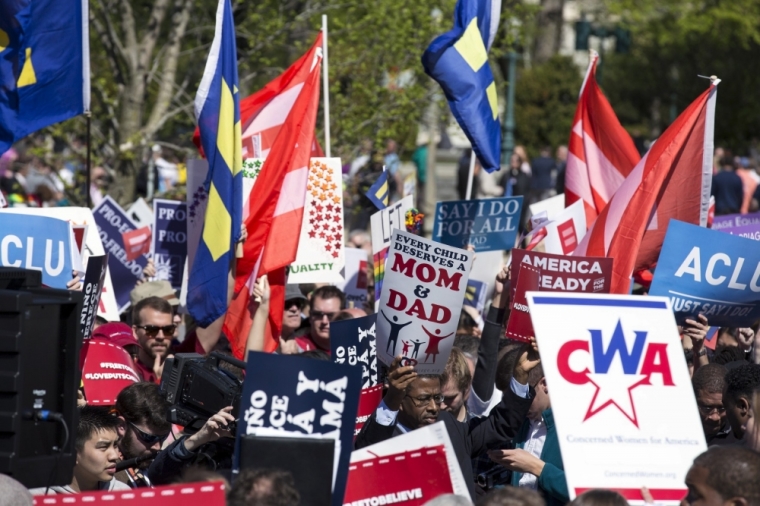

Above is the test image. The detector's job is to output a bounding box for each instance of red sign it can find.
[344,446,454,506]
[556,218,578,254]
[505,264,540,342]
[73,224,88,257]
[510,249,613,294]
[81,339,140,405]
[355,385,383,437]
[33,482,226,506]
[122,226,152,261]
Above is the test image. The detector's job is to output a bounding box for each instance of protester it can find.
[441,348,474,422]
[424,494,474,506]
[711,157,744,215]
[683,446,760,506]
[30,406,130,494]
[691,364,738,446]
[529,147,556,204]
[292,286,346,353]
[92,322,141,364]
[131,296,176,383]
[722,363,760,440]
[567,490,628,506]
[554,145,568,194]
[282,284,307,341]
[0,474,32,506]
[477,487,546,506]
[227,468,300,506]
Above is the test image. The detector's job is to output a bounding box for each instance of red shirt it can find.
[134,359,159,384]
[294,334,330,354]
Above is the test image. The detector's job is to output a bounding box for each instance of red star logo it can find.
[332,250,339,258]
[319,232,326,239]
[308,230,316,239]
[326,203,334,213]
[335,232,343,242]
[315,204,323,213]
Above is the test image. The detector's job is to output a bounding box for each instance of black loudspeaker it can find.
[0,268,83,488]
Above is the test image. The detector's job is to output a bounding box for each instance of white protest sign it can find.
[528,193,565,221]
[527,292,706,504]
[542,199,586,255]
[377,230,472,374]
[370,195,414,310]
[336,247,370,307]
[126,197,154,228]
[242,158,265,217]
[288,158,345,284]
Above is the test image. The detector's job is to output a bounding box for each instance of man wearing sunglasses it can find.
[293,286,346,354]
[131,297,176,383]
[113,383,172,488]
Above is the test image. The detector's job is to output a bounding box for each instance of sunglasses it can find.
[135,324,176,338]
[285,299,305,311]
[310,310,338,321]
[128,421,170,446]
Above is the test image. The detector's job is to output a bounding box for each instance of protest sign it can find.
[337,247,370,307]
[468,250,504,303]
[73,224,88,257]
[527,292,706,503]
[505,263,540,342]
[711,210,760,231]
[463,279,488,314]
[351,421,469,497]
[152,199,188,291]
[126,197,154,228]
[371,195,415,306]
[0,213,74,288]
[403,172,417,201]
[331,314,378,389]
[0,206,120,320]
[344,445,454,506]
[354,385,383,437]
[718,222,760,241]
[289,158,345,284]
[81,339,140,405]
[122,226,152,261]
[542,200,586,255]
[433,197,523,252]
[31,482,226,506]
[238,352,361,506]
[649,220,760,326]
[93,196,149,312]
[528,193,565,221]
[79,254,108,341]
[510,249,613,294]
[377,230,473,374]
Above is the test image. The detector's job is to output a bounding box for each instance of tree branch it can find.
[115,0,139,70]
[89,7,126,85]
[138,0,172,71]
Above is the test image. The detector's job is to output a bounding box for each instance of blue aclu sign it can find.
[650,220,760,326]
[433,197,523,252]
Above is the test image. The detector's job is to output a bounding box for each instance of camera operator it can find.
[147,406,235,485]
[113,383,174,488]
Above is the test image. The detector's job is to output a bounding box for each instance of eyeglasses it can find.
[697,405,726,416]
[405,394,444,407]
[135,324,176,338]
[128,421,170,446]
[310,311,338,321]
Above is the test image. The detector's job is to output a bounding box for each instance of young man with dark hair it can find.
[683,446,760,506]
[692,363,737,446]
[30,406,130,494]
[227,468,300,506]
[723,363,760,440]
[441,348,473,422]
[131,296,175,383]
[113,383,173,487]
[294,286,346,354]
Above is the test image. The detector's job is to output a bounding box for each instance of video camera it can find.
[160,352,244,434]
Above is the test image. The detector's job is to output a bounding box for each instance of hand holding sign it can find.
[513,338,540,385]
[384,356,418,411]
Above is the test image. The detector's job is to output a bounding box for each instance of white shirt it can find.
[517,417,547,490]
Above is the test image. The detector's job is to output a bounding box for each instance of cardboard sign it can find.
[433,197,523,252]
[377,230,473,374]
[344,445,454,506]
[289,158,346,284]
[81,339,140,405]
[122,226,152,261]
[511,249,613,294]
[463,279,488,314]
[238,352,361,506]
[32,482,226,506]
[542,200,586,255]
[354,385,383,437]
[527,293,706,503]
[126,197,154,228]
[371,195,415,307]
[337,247,370,307]
[0,213,74,288]
[331,314,378,389]
[351,422,469,498]
[650,220,760,326]
[711,210,760,231]
[718,222,760,241]
[93,196,150,312]
[152,199,188,291]
[505,263,540,342]
[80,254,108,341]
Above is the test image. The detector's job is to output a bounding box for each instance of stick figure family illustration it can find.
[380,311,453,364]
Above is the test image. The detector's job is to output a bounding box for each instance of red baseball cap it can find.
[92,322,139,349]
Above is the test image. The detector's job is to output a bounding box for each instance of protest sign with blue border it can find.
[0,213,73,288]
[93,196,149,312]
[237,351,361,506]
[152,199,188,291]
[433,197,523,252]
[650,220,760,326]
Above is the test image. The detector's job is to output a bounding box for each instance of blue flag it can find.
[365,169,389,210]
[0,0,89,154]
[422,0,502,172]
[187,0,243,326]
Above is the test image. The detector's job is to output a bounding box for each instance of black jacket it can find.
[354,385,533,499]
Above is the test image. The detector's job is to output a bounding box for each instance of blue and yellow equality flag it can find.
[188,0,243,327]
[422,0,502,172]
[365,168,389,210]
[0,0,90,154]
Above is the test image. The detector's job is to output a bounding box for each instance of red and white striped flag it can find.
[565,51,641,228]
[573,81,718,294]
[224,36,323,358]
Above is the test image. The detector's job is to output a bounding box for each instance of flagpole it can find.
[322,14,331,157]
[85,111,92,208]
[465,150,476,200]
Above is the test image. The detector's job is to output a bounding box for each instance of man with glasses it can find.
[113,383,173,488]
[294,286,346,354]
[691,364,738,446]
[131,297,176,383]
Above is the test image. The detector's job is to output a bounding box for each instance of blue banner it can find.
[330,314,378,389]
[650,220,760,326]
[93,196,149,312]
[0,213,73,288]
[152,199,187,291]
[237,352,361,506]
[433,197,523,251]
